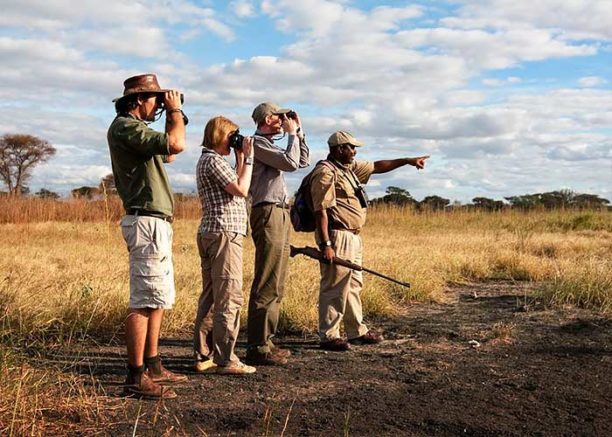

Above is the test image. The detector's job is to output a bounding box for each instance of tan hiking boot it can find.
[123,371,177,400]
[216,361,256,375]
[144,356,188,384]
[194,359,218,374]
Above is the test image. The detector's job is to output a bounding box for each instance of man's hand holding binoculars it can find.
[280,111,301,136]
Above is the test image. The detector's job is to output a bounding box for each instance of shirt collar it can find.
[327,155,350,171]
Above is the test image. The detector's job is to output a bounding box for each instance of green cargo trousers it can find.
[247,204,291,353]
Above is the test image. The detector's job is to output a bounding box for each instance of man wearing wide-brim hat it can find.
[108,73,187,399]
[310,130,429,351]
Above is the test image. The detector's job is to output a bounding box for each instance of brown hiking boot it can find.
[245,349,288,366]
[348,331,384,345]
[270,346,292,358]
[123,371,177,400]
[144,356,188,384]
[320,338,351,351]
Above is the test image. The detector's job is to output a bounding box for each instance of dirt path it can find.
[45,281,612,436]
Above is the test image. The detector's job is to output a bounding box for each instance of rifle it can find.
[290,245,411,288]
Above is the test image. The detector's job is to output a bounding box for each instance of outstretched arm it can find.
[373,156,429,174]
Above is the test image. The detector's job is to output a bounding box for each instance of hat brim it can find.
[272,108,292,115]
[112,89,168,103]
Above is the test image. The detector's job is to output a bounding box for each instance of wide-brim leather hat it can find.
[112,73,168,103]
[252,102,292,124]
[327,131,364,147]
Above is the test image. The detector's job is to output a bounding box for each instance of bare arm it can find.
[164,90,186,155]
[315,209,335,262]
[373,156,430,174]
[224,137,254,198]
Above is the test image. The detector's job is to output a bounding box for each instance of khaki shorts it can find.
[121,215,175,309]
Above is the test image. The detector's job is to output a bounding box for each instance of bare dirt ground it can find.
[41,281,612,436]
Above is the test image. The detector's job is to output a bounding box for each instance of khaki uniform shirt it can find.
[107,114,174,217]
[310,159,375,232]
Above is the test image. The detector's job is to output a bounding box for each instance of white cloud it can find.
[578,76,607,87]
[230,0,256,18]
[0,0,609,203]
[445,0,612,41]
[482,76,522,87]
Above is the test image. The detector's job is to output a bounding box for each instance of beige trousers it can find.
[319,230,369,341]
[193,232,244,366]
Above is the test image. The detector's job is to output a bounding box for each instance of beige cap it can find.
[251,102,292,124]
[327,131,364,147]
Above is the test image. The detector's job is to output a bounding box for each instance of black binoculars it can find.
[229,130,244,149]
[157,93,184,106]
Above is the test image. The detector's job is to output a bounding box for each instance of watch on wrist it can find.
[245,156,254,165]
[318,240,332,250]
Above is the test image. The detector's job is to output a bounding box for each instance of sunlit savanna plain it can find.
[1,198,610,341]
[0,197,610,434]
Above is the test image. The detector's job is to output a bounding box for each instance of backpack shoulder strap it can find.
[316,159,338,178]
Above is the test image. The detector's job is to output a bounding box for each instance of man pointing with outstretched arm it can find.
[310,130,429,351]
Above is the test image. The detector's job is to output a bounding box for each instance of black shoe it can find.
[348,331,384,345]
[320,338,350,351]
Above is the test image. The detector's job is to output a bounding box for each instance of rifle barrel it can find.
[289,245,410,288]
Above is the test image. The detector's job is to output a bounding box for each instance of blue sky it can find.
[0,0,610,202]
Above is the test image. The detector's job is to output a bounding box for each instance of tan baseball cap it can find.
[327,131,364,147]
[251,102,292,124]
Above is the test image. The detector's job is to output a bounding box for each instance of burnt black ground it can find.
[43,281,612,436]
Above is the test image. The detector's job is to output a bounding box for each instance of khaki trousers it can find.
[247,205,291,353]
[319,230,369,341]
[193,232,244,366]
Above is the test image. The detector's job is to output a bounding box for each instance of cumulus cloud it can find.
[230,0,256,18]
[578,76,607,87]
[0,0,609,203]
[444,0,612,41]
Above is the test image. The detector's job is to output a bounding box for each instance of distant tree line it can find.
[1,133,608,210]
[370,186,609,211]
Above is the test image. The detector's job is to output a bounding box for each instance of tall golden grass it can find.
[0,197,610,434]
[0,197,609,345]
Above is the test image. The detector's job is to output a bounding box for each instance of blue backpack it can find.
[290,160,336,232]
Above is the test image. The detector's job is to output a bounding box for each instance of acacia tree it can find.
[0,134,56,196]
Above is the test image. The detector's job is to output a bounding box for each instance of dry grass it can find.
[0,201,609,342]
[0,199,610,433]
[0,354,126,436]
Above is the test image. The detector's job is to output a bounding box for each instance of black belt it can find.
[126,209,174,223]
[252,201,289,209]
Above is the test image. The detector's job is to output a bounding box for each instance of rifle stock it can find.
[289,245,410,288]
